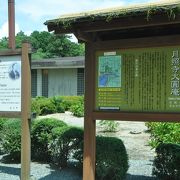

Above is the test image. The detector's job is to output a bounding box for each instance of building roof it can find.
[45,0,180,34]
[31,56,84,69]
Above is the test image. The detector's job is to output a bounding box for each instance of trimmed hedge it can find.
[153,143,180,180]
[96,136,128,180]
[74,136,129,180]
[0,117,128,179]
[60,96,84,111]
[0,119,21,161]
[31,118,67,162]
[50,126,83,168]
[31,96,84,116]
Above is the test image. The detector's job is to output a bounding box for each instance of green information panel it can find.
[96,46,180,112]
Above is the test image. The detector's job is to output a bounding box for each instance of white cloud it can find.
[16,0,169,21]
[17,0,127,20]
[0,21,20,39]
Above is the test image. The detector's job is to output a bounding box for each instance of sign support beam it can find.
[21,42,31,180]
[83,42,96,180]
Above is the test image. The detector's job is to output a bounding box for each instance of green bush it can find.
[0,118,9,154]
[153,143,180,180]
[50,96,65,113]
[60,96,84,111]
[0,118,7,131]
[31,118,67,161]
[50,126,83,168]
[96,136,128,180]
[31,96,84,116]
[99,120,119,132]
[39,98,57,115]
[74,136,129,180]
[146,122,180,148]
[70,97,84,117]
[31,98,41,116]
[1,119,21,161]
[32,97,57,115]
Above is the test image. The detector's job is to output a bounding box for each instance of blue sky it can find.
[0,0,164,40]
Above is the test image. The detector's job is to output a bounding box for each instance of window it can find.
[31,69,37,97]
[77,68,84,95]
[42,69,48,97]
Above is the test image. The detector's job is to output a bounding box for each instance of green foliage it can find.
[74,136,129,180]
[31,98,41,116]
[153,143,180,180]
[60,96,84,111]
[0,37,8,49]
[0,118,7,132]
[50,126,83,168]
[1,119,21,161]
[31,96,84,117]
[146,122,180,148]
[96,136,129,180]
[0,30,84,59]
[31,118,67,162]
[99,120,119,132]
[32,97,57,115]
[50,96,65,113]
[15,31,30,48]
[70,97,84,117]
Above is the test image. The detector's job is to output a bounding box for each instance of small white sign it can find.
[0,55,21,112]
[104,51,116,56]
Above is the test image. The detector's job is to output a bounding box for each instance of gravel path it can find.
[0,112,156,179]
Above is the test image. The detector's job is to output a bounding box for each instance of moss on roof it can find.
[45,1,180,29]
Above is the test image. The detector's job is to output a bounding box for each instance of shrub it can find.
[146,122,180,148]
[0,118,7,131]
[153,143,180,180]
[31,98,41,116]
[31,118,67,162]
[96,136,128,180]
[50,126,83,168]
[60,96,84,111]
[31,96,84,116]
[70,97,84,117]
[50,96,65,113]
[39,99,57,115]
[99,120,119,132]
[32,97,57,115]
[1,119,21,161]
[74,136,129,180]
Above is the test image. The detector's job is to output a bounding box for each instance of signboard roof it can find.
[45,0,180,33]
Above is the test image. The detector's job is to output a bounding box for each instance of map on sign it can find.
[98,55,121,87]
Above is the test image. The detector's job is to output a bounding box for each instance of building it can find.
[31,56,85,97]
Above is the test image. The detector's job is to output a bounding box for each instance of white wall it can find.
[48,68,77,97]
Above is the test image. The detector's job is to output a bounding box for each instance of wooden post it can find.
[21,42,31,180]
[83,42,96,180]
[8,0,16,50]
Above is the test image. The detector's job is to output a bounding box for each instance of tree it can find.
[0,31,85,59]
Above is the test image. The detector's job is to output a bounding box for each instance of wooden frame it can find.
[0,43,31,180]
[0,50,22,118]
[92,34,180,122]
[83,34,180,180]
[45,4,180,179]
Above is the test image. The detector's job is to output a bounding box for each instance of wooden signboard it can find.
[96,46,180,113]
[82,37,180,180]
[0,43,31,180]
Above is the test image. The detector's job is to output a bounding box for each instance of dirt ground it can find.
[39,112,155,161]
[97,121,155,160]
